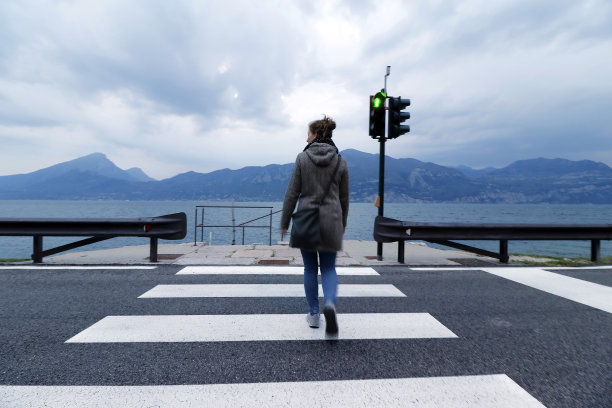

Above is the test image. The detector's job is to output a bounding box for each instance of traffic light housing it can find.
[369,91,386,138]
[387,96,410,139]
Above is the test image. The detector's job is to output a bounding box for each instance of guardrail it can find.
[374,215,612,263]
[0,212,187,263]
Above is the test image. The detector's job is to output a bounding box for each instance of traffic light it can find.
[387,96,410,139]
[369,91,386,138]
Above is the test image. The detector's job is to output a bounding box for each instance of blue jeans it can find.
[300,249,338,314]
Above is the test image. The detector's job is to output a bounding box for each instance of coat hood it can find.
[304,142,338,167]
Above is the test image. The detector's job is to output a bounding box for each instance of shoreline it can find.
[1,240,484,266]
[1,240,609,267]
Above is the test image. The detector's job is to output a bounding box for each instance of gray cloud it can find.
[0,0,611,179]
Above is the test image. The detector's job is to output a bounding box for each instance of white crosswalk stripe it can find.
[0,266,156,270]
[413,267,612,313]
[139,284,406,298]
[177,265,379,275]
[65,313,457,343]
[0,374,546,407]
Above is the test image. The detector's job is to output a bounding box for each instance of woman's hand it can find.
[281,229,287,239]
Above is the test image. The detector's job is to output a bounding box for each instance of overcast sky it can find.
[1,0,611,179]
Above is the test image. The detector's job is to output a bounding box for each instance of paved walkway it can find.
[41,240,499,266]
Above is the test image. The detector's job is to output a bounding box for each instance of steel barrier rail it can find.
[0,212,187,263]
[374,215,612,263]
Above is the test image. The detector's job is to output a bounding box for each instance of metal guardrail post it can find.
[500,240,509,263]
[591,239,601,262]
[33,236,43,263]
[150,237,158,262]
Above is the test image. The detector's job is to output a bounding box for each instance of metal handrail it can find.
[238,209,283,226]
[238,209,283,245]
[194,205,281,246]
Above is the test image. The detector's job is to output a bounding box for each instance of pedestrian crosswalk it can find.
[68,266,452,343]
[4,265,553,407]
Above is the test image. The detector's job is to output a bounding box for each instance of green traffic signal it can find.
[372,91,386,110]
[369,92,387,138]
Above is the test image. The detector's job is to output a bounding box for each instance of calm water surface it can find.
[1,200,610,259]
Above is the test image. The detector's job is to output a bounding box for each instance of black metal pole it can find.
[32,235,43,263]
[398,240,405,263]
[231,203,236,246]
[591,239,601,262]
[377,68,390,261]
[377,137,386,261]
[201,207,204,243]
[150,237,158,262]
[500,240,509,263]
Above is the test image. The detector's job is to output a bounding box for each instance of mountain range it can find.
[0,151,611,203]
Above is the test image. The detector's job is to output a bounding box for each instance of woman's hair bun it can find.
[309,115,336,139]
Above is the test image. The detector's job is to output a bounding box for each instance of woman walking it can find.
[281,115,349,335]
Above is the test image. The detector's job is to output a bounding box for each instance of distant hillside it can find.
[452,165,497,178]
[0,151,611,203]
[0,153,155,199]
[146,163,295,200]
[342,149,482,202]
[125,167,156,182]
[471,158,612,203]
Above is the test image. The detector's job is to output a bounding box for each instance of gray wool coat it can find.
[281,142,349,252]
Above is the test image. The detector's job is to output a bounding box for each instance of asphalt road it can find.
[0,264,610,407]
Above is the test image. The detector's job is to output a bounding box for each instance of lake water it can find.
[1,200,611,259]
